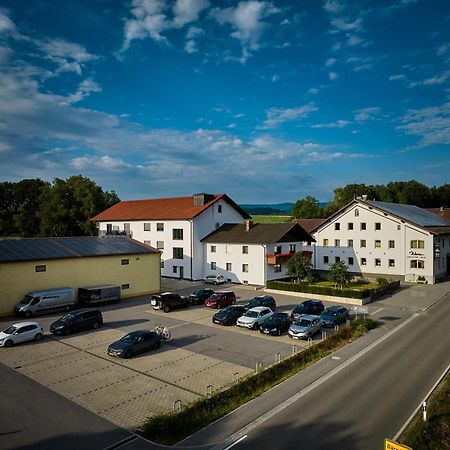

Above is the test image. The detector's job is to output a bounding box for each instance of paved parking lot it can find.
[1,278,430,432]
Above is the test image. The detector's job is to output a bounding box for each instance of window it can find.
[211,245,216,253]
[157,241,164,249]
[375,222,381,231]
[389,259,395,267]
[211,262,216,270]
[144,240,151,246]
[173,229,183,240]
[157,223,164,231]
[323,256,329,264]
[348,223,354,230]
[335,239,340,247]
[226,245,232,254]
[173,248,183,259]
[348,239,353,247]
[355,209,359,217]
[274,264,282,273]
[289,244,296,253]
[121,284,130,289]
[274,245,282,254]
[360,223,366,231]
[124,223,131,234]
[375,240,382,248]
[323,239,329,247]
[242,264,249,273]
[35,265,46,272]
[360,239,366,248]
[242,245,248,254]
[388,240,395,249]
[375,258,381,266]
[226,263,232,271]
[335,223,340,230]
[160,260,164,268]
[121,259,129,265]
[218,204,222,213]
[410,260,425,269]
[411,240,425,249]
[348,257,354,265]
[335,256,340,262]
[361,257,367,266]
[144,223,151,231]
[173,266,178,273]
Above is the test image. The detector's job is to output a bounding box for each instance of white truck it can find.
[14,287,76,317]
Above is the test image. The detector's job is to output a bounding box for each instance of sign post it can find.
[384,438,412,450]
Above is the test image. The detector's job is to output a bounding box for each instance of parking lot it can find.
[0,280,381,431]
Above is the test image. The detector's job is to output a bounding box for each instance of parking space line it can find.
[371,308,384,316]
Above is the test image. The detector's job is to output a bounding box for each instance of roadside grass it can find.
[140,318,378,445]
[311,280,380,290]
[252,215,292,223]
[401,370,450,450]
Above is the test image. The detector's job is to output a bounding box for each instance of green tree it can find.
[328,261,352,289]
[286,252,313,283]
[292,196,323,219]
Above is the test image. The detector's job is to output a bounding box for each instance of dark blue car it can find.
[320,306,349,327]
[107,330,161,358]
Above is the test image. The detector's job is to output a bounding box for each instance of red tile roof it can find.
[92,194,250,221]
[295,219,326,233]
[427,207,450,224]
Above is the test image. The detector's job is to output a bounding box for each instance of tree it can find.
[292,196,323,219]
[328,261,352,289]
[286,252,313,283]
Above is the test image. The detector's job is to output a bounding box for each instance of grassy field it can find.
[252,215,292,223]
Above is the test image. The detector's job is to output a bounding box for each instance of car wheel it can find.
[92,322,100,329]
[64,328,71,335]
[253,322,259,330]
[163,305,170,313]
[25,311,32,318]
[124,350,133,359]
[34,333,43,341]
[4,339,13,347]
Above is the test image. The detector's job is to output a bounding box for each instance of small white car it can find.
[204,275,226,285]
[0,322,44,347]
[236,306,273,330]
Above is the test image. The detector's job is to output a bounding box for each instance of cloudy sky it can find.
[0,0,449,203]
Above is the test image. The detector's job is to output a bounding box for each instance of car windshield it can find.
[296,319,312,327]
[3,325,18,334]
[294,305,306,313]
[192,290,201,295]
[20,295,34,305]
[59,313,74,322]
[120,334,138,343]
[209,294,221,300]
[244,310,258,318]
[325,310,338,316]
[266,317,280,324]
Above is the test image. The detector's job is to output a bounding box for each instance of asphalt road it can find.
[226,293,450,450]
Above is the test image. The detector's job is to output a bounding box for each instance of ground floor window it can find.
[375,258,381,267]
[335,256,340,262]
[121,284,129,289]
[389,259,395,267]
[226,262,232,271]
[348,257,354,265]
[361,257,366,266]
[173,266,178,273]
[242,264,248,273]
[323,255,329,264]
[211,261,216,270]
[410,259,425,269]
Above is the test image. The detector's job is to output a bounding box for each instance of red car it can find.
[205,291,236,309]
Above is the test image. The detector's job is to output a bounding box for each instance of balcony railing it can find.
[266,250,313,265]
[99,230,133,237]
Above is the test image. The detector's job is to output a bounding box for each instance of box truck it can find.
[78,284,121,305]
[14,287,76,317]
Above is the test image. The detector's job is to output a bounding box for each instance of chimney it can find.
[193,193,214,206]
[245,219,254,231]
[361,194,368,201]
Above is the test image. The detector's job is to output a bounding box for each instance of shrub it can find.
[376,277,388,286]
[351,318,378,333]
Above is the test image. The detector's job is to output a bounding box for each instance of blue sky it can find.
[0,0,449,203]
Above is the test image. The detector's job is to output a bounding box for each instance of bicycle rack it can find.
[234,372,240,383]
[173,400,182,412]
[307,337,313,346]
[292,344,298,355]
[322,331,327,340]
[256,362,263,373]
[205,384,213,398]
[334,325,339,331]
[275,352,281,363]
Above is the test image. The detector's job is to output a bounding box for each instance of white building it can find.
[310,198,450,284]
[201,220,314,286]
[92,193,250,280]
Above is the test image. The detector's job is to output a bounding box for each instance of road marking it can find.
[371,308,384,316]
[223,435,247,449]
[210,311,420,450]
[393,360,450,441]
[102,435,137,450]
[331,356,341,360]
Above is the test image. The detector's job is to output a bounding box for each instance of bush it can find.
[376,277,388,286]
[351,318,378,333]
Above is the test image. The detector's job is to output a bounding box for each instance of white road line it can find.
[371,308,384,316]
[223,435,247,450]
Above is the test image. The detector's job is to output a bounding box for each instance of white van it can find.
[14,288,76,317]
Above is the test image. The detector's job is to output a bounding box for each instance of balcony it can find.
[266,250,313,265]
[99,229,133,237]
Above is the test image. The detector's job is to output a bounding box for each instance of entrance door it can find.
[179,267,184,279]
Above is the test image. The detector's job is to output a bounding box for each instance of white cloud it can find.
[330,17,362,32]
[389,74,406,81]
[325,57,337,67]
[310,120,351,129]
[72,155,131,171]
[346,34,364,47]
[271,74,280,82]
[422,71,450,86]
[64,78,102,104]
[308,87,319,94]
[173,0,209,27]
[262,103,318,128]
[0,9,16,33]
[329,71,338,80]
[353,107,381,122]
[323,0,345,14]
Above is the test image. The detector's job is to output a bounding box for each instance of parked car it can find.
[50,309,103,335]
[188,289,214,305]
[244,295,276,311]
[290,300,324,321]
[259,313,291,336]
[0,322,44,347]
[107,330,161,358]
[204,275,226,285]
[320,306,350,327]
[14,287,75,317]
[212,305,246,326]
[205,291,236,309]
[288,315,323,340]
[236,306,274,330]
[151,292,188,313]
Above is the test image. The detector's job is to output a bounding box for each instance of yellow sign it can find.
[385,438,412,450]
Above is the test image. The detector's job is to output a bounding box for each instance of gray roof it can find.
[201,222,314,244]
[366,201,450,227]
[0,236,158,263]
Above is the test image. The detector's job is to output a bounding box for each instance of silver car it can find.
[204,275,226,285]
[288,315,323,340]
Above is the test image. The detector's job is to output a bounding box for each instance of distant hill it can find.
[240,202,330,216]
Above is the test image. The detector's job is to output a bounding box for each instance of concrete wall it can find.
[0,253,161,316]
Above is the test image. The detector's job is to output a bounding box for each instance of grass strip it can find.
[141,318,378,445]
[401,370,450,450]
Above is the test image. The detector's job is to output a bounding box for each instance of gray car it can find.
[288,314,323,340]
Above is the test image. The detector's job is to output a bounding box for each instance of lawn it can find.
[311,280,380,290]
[252,215,292,223]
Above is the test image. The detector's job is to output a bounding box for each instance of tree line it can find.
[0,176,120,237]
[292,181,450,219]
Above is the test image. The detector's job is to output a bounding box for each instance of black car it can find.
[50,309,103,335]
[320,306,350,327]
[107,330,161,358]
[151,292,188,312]
[259,313,291,336]
[244,295,276,311]
[188,289,214,305]
[290,300,324,321]
[212,305,246,326]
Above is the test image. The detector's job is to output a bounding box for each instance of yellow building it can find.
[0,236,161,316]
